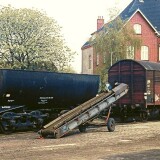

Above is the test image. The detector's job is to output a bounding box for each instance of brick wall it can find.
[82,12,160,75]
[129,12,159,62]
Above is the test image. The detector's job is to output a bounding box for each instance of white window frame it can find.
[159,46,160,61]
[96,53,99,66]
[141,46,149,60]
[88,55,92,69]
[126,46,134,59]
[134,24,142,34]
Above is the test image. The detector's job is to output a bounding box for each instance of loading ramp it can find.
[38,83,128,138]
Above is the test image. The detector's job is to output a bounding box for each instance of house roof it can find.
[82,0,160,49]
[120,0,160,33]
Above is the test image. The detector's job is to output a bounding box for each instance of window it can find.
[91,34,96,41]
[89,55,92,69]
[126,46,134,59]
[96,53,99,66]
[134,24,142,34]
[159,46,160,61]
[96,53,99,65]
[141,46,149,60]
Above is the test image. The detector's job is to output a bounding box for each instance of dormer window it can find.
[91,34,96,40]
[134,24,142,34]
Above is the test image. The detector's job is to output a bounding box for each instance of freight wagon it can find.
[108,59,160,121]
[0,69,99,133]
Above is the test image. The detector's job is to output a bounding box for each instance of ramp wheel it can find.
[54,132,61,139]
[107,118,115,132]
[78,125,86,133]
[41,132,48,138]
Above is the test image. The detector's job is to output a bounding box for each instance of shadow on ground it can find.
[102,149,160,160]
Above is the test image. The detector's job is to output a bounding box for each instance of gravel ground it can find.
[0,120,160,160]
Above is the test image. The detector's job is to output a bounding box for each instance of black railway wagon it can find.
[108,59,160,120]
[0,69,99,113]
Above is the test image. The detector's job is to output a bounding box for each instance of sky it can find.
[0,0,132,73]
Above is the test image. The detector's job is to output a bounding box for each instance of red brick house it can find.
[81,0,160,74]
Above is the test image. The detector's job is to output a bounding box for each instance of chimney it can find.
[97,16,104,30]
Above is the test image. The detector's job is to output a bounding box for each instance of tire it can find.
[78,125,86,133]
[41,132,48,138]
[107,118,115,132]
[54,132,61,139]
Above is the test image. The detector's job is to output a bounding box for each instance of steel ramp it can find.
[38,83,128,138]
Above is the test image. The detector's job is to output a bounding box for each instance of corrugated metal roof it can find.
[137,60,160,71]
[108,59,160,72]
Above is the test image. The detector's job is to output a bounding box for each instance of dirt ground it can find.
[0,120,160,160]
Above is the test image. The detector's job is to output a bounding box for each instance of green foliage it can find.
[0,5,75,71]
[89,12,141,86]
[61,66,77,73]
[98,67,108,92]
[93,16,141,67]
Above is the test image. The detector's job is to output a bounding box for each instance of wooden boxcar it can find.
[108,59,160,121]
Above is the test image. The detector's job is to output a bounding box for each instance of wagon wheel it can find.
[140,111,148,122]
[0,124,3,133]
[0,123,14,134]
[32,119,43,132]
[107,118,115,132]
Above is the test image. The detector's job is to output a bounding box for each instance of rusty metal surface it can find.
[109,59,160,107]
[109,60,145,105]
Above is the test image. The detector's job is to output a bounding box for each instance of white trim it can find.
[159,46,160,61]
[141,46,149,60]
[125,9,160,36]
[96,53,99,65]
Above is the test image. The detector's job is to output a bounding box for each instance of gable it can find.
[126,9,159,35]
[120,0,160,33]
